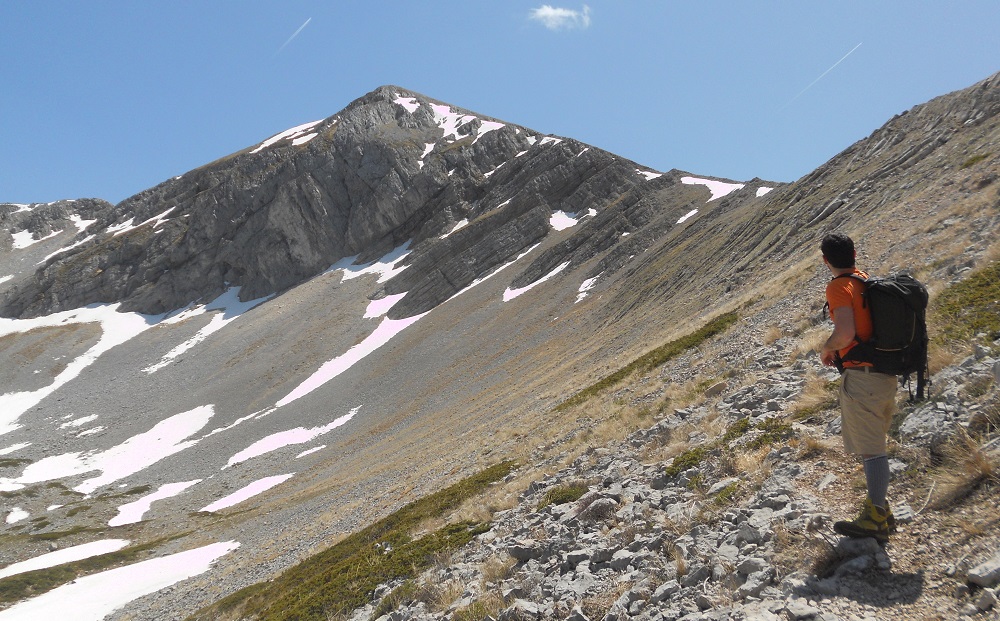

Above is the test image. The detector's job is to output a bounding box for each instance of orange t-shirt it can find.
[825,269,873,368]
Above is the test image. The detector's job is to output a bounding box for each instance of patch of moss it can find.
[960,153,991,169]
[186,460,518,621]
[0,458,31,469]
[28,526,92,541]
[65,505,90,518]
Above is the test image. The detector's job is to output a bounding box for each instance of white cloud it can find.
[529,4,591,30]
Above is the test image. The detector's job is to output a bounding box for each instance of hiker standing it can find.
[819,232,895,542]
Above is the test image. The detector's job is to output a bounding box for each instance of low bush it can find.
[187,460,518,621]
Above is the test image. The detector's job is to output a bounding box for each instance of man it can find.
[819,232,896,542]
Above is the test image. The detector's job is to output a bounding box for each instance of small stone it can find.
[817,473,838,491]
[737,557,768,575]
[785,598,822,620]
[975,587,998,612]
[834,555,873,577]
[652,579,680,603]
[891,503,915,524]
[969,553,1000,588]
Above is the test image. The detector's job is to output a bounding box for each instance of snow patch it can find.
[251,120,324,154]
[329,242,412,284]
[677,209,699,224]
[637,169,662,181]
[503,262,571,302]
[394,96,420,113]
[681,176,745,202]
[0,541,238,620]
[756,186,774,197]
[144,287,272,374]
[200,474,294,513]
[69,213,97,232]
[60,415,98,429]
[5,507,28,524]
[296,445,325,459]
[11,229,59,249]
[0,539,130,579]
[364,293,406,319]
[0,443,30,456]
[109,480,201,527]
[41,234,95,264]
[0,304,160,436]
[576,274,602,303]
[225,409,357,468]
[276,314,426,407]
[2,406,215,495]
[442,219,469,238]
[474,120,505,143]
[110,207,176,238]
[432,104,477,141]
[291,132,318,146]
[549,210,580,231]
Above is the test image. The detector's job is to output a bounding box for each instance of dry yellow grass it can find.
[931,427,1000,509]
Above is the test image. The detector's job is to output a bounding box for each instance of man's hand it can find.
[820,347,838,366]
[821,306,856,367]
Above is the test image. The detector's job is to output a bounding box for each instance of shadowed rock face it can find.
[0,86,660,320]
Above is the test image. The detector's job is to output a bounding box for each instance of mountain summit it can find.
[2,86,758,321]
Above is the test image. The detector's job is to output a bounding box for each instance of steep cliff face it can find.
[1,86,693,320]
[1,198,114,252]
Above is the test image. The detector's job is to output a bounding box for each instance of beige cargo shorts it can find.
[839,367,898,455]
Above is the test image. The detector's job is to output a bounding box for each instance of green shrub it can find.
[664,446,708,478]
[745,418,793,450]
[932,260,1000,344]
[721,418,751,443]
[538,483,589,510]
[187,460,518,621]
[712,482,741,506]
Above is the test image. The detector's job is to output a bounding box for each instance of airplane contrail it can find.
[275,17,312,56]
[781,42,863,109]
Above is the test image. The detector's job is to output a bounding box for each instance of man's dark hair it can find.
[821,233,855,269]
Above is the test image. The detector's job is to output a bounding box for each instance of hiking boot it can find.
[886,505,897,533]
[833,497,890,542]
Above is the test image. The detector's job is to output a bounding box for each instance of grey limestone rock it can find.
[968,552,1000,588]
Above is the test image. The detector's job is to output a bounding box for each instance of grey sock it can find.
[864,455,890,509]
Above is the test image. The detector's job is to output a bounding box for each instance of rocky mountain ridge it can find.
[2,86,764,321]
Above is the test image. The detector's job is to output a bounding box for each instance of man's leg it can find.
[863,453,890,509]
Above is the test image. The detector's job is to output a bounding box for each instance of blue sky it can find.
[2,2,998,205]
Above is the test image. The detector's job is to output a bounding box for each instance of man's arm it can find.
[820,306,856,366]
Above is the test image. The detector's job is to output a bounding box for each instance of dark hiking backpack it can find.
[833,272,931,400]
